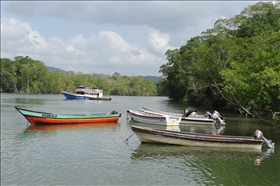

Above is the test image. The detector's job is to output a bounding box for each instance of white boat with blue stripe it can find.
[62,85,111,101]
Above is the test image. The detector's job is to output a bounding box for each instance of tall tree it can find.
[159,2,280,124]
[0,58,18,92]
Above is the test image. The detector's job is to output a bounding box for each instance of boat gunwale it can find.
[15,106,52,115]
[15,107,121,119]
[127,109,168,119]
[142,106,215,122]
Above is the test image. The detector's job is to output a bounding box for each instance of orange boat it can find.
[27,122,119,131]
[15,107,121,125]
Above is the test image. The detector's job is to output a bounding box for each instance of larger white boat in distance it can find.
[62,85,111,100]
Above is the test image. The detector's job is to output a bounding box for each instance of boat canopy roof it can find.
[76,85,102,91]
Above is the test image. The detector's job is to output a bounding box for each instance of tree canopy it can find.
[0,56,158,96]
[158,2,280,125]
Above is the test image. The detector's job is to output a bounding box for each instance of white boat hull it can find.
[127,109,181,126]
[61,91,100,99]
[131,125,264,149]
[142,107,216,125]
[134,132,262,149]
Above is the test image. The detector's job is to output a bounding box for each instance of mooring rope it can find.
[124,133,135,144]
[126,112,130,120]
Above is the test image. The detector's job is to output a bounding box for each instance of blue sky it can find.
[1,1,258,76]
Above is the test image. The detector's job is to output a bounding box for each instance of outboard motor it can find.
[212,111,226,125]
[111,110,118,114]
[212,110,221,119]
[253,130,274,148]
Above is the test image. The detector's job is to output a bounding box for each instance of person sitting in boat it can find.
[205,112,211,118]
[111,110,118,114]
[182,107,197,117]
[190,111,197,116]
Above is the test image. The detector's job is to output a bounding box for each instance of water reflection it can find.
[62,99,104,103]
[19,122,120,138]
[131,143,272,166]
[254,147,275,166]
[26,122,120,131]
[1,94,278,186]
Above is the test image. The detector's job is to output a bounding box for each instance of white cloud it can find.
[1,17,165,76]
[3,1,256,32]
[147,31,175,56]
[1,17,47,55]
[97,31,130,53]
[1,1,257,76]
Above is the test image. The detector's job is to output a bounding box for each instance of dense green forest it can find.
[158,2,280,125]
[0,56,158,96]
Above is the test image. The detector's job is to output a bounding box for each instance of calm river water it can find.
[1,93,279,185]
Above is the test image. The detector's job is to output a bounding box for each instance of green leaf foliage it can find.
[159,2,280,125]
[0,56,158,96]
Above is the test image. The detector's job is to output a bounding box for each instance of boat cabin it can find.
[75,86,103,97]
